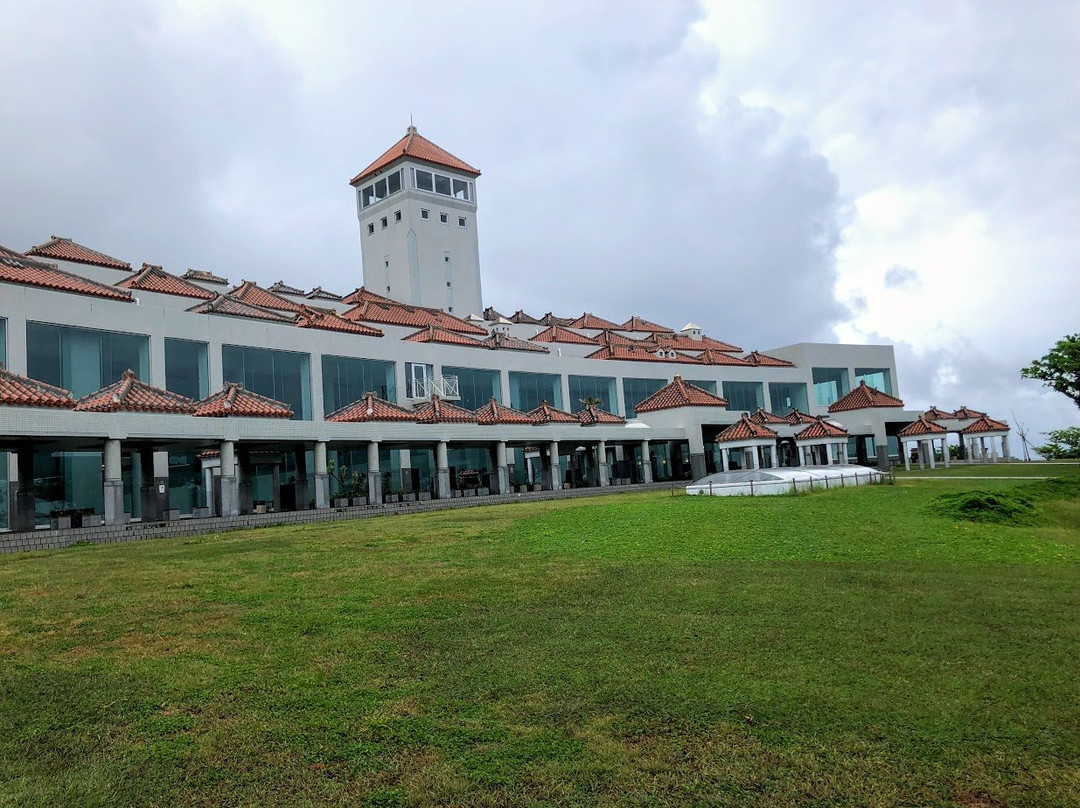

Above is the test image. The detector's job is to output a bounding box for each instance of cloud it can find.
[883,265,920,290]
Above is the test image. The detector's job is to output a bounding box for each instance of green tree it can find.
[1035,427,1080,460]
[1021,334,1080,409]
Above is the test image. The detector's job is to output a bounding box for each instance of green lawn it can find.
[2,472,1079,807]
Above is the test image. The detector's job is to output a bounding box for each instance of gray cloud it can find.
[883,265,920,290]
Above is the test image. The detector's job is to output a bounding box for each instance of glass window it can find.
[387,170,402,195]
[434,174,452,196]
[768,382,808,413]
[569,375,617,413]
[722,381,765,412]
[421,209,430,219]
[440,213,448,224]
[509,371,562,411]
[394,210,402,222]
[458,217,466,228]
[405,362,434,398]
[855,367,892,395]
[222,345,311,420]
[685,379,717,394]
[381,217,387,229]
[374,178,388,199]
[415,169,434,192]
[361,186,375,208]
[367,223,374,234]
[165,338,208,400]
[27,322,149,397]
[452,178,469,200]
[813,367,851,406]
[443,366,500,411]
[322,355,396,413]
[623,377,666,418]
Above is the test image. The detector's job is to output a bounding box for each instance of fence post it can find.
[750,479,754,496]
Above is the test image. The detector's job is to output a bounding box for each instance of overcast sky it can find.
[2,1,1077,448]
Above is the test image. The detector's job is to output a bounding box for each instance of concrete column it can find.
[11,448,37,533]
[492,441,510,494]
[237,449,253,515]
[840,441,849,464]
[597,440,610,487]
[543,441,561,490]
[942,440,951,468]
[689,453,707,481]
[1002,435,1010,462]
[293,448,310,510]
[904,440,911,471]
[771,444,781,469]
[559,375,571,412]
[435,440,451,498]
[313,441,330,509]
[640,440,653,484]
[103,439,126,525]
[748,445,759,470]
[367,441,382,504]
[927,439,936,469]
[219,440,239,517]
[980,437,988,461]
[990,438,999,464]
[825,443,835,466]
[139,448,166,522]
[721,446,730,471]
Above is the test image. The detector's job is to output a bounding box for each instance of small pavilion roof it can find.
[326,392,416,423]
[118,263,214,300]
[827,381,905,413]
[187,294,296,323]
[25,235,130,270]
[296,305,383,336]
[566,312,622,330]
[481,332,550,353]
[961,415,1010,434]
[538,312,574,327]
[795,417,849,441]
[228,280,304,312]
[633,374,728,413]
[527,400,579,424]
[350,125,480,186]
[697,349,753,366]
[749,407,789,425]
[75,369,196,414]
[898,416,948,438]
[716,415,778,443]
[584,344,703,364]
[593,330,639,347]
[412,395,477,424]
[952,405,987,420]
[473,397,533,425]
[785,409,817,425]
[531,325,598,345]
[0,367,75,409]
[509,309,542,325]
[195,383,293,418]
[620,315,673,333]
[268,280,305,296]
[654,333,744,353]
[742,350,794,367]
[482,306,507,321]
[183,268,229,285]
[922,406,953,421]
[306,286,344,301]
[403,325,485,347]
[578,404,626,426]
[0,245,133,302]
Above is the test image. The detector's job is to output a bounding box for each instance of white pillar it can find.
[493,440,510,494]
[103,438,126,525]
[904,439,911,472]
[721,446,730,471]
[826,442,835,466]
[748,445,759,470]
[597,440,610,486]
[990,438,999,464]
[1002,435,1010,462]
[640,440,653,484]
[771,445,781,469]
[927,439,936,469]
[436,441,451,498]
[367,441,382,505]
[219,440,239,517]
[313,441,330,509]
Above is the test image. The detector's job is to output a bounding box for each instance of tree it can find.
[1035,427,1080,460]
[1021,334,1080,409]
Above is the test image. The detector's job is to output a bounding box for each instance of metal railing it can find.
[412,375,460,399]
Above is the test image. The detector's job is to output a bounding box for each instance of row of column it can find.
[718,441,849,472]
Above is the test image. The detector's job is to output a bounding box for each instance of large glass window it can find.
[813,367,851,406]
[322,355,396,413]
[769,382,809,413]
[165,338,208,400]
[510,371,562,411]
[443,366,500,411]
[27,322,149,397]
[855,367,893,394]
[358,168,405,209]
[723,381,765,412]
[222,345,311,420]
[569,375,618,413]
[412,167,472,201]
[686,379,717,394]
[623,377,666,418]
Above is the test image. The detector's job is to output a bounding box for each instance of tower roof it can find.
[350,126,480,186]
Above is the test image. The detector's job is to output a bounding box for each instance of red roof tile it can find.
[531,325,599,345]
[183,268,229,285]
[0,367,75,408]
[593,330,641,347]
[473,397,534,425]
[481,332,550,353]
[585,345,704,364]
[620,315,673,333]
[697,349,753,366]
[922,406,954,420]
[795,417,849,441]
[342,286,395,306]
[306,286,343,301]
[654,333,744,353]
[742,350,794,367]
[25,236,130,270]
[716,414,778,442]
[268,281,305,296]
[951,405,987,419]
[567,312,622,330]
[961,415,1010,434]
[342,289,487,334]
[228,280,304,312]
[118,263,215,300]
[898,416,948,438]
[403,325,486,347]
[634,375,728,413]
[578,404,626,426]
[784,409,817,425]
[483,306,507,321]
[538,312,574,327]
[508,309,542,325]
[749,408,789,425]
[412,395,477,424]
[527,401,579,424]
[350,126,480,186]
[326,392,416,422]
[195,383,293,418]
[187,294,297,323]
[75,369,196,414]
[296,305,383,336]
[0,245,133,302]
[827,381,905,412]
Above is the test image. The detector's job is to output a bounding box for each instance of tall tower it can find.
[349,126,483,316]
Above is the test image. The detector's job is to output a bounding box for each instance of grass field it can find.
[2,466,1079,806]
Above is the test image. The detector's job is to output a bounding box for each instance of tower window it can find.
[439,213,449,224]
[394,210,402,222]
[367,223,374,235]
[458,217,466,228]
[381,216,387,229]
[420,209,430,220]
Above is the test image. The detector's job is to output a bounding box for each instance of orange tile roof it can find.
[922,406,954,420]
[342,286,394,305]
[25,235,130,270]
[326,392,416,423]
[527,401,579,424]
[0,245,133,302]
[697,349,753,366]
[827,381,905,412]
[412,395,477,424]
[538,312,574,326]
[118,263,215,300]
[228,280,304,312]
[961,415,1010,434]
[306,286,343,301]
[481,332,550,353]
[634,375,728,413]
[620,315,673,333]
[183,268,229,285]
[268,281,305,296]
[749,407,789,425]
[75,369,196,414]
[795,417,849,441]
[716,414,778,442]
[473,397,533,425]
[482,306,506,321]
[742,350,794,367]
[508,309,542,324]
[784,409,817,425]
[0,367,75,408]
[403,325,485,347]
[296,305,383,336]
[593,330,641,347]
[567,312,622,330]
[578,404,626,426]
[654,333,744,353]
[187,294,297,323]
[585,345,704,364]
[195,383,293,418]
[350,126,480,186]
[342,288,487,334]
[898,416,948,438]
[531,325,599,345]
[951,405,987,419]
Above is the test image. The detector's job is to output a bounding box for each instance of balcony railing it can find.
[411,375,459,399]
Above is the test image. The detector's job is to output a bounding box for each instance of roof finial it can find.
[407,113,416,135]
